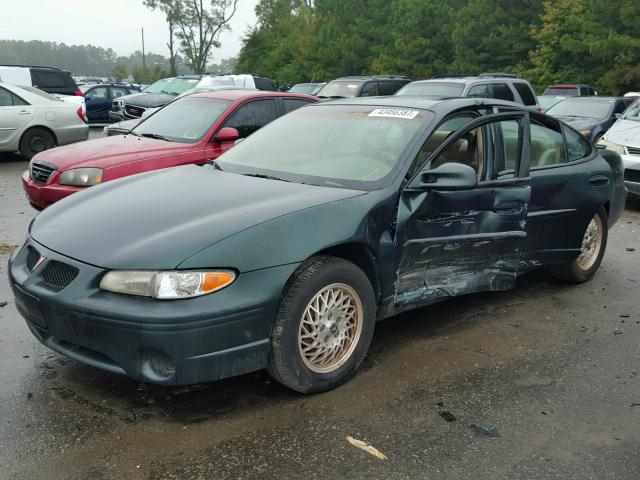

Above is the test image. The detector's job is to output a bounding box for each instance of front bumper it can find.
[9,238,295,385]
[22,170,82,210]
[622,154,640,198]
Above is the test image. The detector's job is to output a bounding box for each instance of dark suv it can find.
[316,76,412,99]
[0,65,81,96]
[396,73,540,110]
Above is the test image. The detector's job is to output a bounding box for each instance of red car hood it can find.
[32,135,195,170]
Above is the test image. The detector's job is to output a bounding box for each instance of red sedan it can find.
[23,90,317,209]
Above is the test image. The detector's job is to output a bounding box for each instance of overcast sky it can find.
[2,0,259,61]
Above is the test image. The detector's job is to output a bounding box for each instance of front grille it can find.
[626,147,640,156]
[26,246,41,271]
[42,261,79,288]
[31,163,56,183]
[625,169,640,183]
[125,105,145,118]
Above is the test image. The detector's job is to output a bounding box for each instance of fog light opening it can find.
[144,348,176,379]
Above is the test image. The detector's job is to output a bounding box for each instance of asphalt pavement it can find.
[0,135,639,479]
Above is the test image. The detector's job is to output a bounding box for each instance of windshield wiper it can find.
[242,173,290,182]
[140,133,170,141]
[207,160,223,170]
[160,90,179,96]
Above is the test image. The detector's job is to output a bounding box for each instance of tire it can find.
[550,207,608,283]
[19,128,56,160]
[268,255,376,393]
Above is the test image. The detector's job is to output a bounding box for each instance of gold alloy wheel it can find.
[576,214,603,271]
[298,283,364,374]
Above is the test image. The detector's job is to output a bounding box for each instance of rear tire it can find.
[19,128,55,160]
[268,255,376,393]
[550,207,608,283]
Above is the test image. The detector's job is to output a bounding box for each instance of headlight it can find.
[100,270,236,299]
[59,168,103,186]
[578,129,592,137]
[597,139,626,155]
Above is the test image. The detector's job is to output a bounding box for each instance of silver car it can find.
[0,82,89,159]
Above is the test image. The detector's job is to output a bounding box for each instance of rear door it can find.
[0,86,34,148]
[393,111,532,310]
[523,116,606,266]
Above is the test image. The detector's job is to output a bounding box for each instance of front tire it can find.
[19,128,55,160]
[550,207,608,283]
[268,255,376,393]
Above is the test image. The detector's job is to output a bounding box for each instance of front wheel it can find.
[550,207,608,283]
[268,255,376,393]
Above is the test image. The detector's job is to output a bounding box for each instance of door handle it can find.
[493,200,525,214]
[19,110,31,115]
[588,174,609,187]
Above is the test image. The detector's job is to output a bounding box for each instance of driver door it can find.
[393,112,532,310]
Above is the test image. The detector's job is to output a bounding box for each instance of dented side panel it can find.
[388,185,530,315]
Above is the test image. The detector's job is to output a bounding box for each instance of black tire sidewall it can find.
[268,256,376,393]
[20,129,55,160]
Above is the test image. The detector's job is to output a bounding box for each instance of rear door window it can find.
[223,99,278,138]
[513,83,537,106]
[490,84,515,101]
[563,126,591,161]
[360,82,379,97]
[378,81,400,96]
[530,121,567,167]
[110,87,130,98]
[0,87,28,106]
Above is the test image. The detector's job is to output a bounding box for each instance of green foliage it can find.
[237,0,640,95]
[144,0,240,74]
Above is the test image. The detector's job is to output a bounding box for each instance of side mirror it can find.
[411,163,477,191]
[213,127,240,143]
[614,113,622,119]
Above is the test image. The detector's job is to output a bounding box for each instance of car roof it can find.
[188,89,317,101]
[311,95,525,112]
[409,77,529,85]
[546,84,593,88]
[332,76,411,81]
[557,96,620,102]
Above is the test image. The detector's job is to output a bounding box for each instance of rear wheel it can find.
[19,128,55,160]
[268,255,376,393]
[550,207,608,283]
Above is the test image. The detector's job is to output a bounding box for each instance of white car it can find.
[0,82,89,159]
[598,98,640,198]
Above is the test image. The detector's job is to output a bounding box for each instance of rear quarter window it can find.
[30,69,70,88]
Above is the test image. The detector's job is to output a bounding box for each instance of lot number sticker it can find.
[368,108,420,120]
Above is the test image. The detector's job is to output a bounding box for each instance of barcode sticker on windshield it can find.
[368,108,420,120]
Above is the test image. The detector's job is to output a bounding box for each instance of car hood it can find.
[30,165,366,270]
[604,119,640,148]
[32,135,193,170]
[121,92,177,108]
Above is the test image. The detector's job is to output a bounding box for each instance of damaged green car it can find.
[10,97,625,393]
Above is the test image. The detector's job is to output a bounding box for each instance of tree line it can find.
[236,0,640,95]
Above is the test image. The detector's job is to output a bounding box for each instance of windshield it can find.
[316,81,364,98]
[289,84,320,95]
[217,105,432,190]
[395,82,465,97]
[546,98,613,119]
[537,95,565,110]
[622,99,640,121]
[144,77,200,95]
[132,97,232,143]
